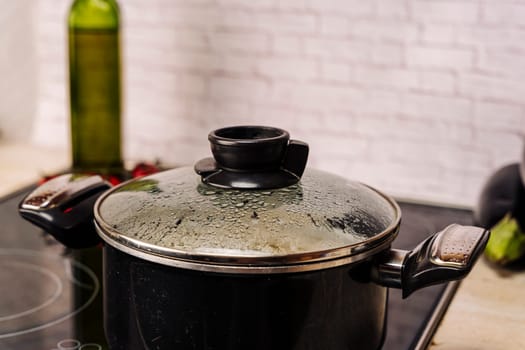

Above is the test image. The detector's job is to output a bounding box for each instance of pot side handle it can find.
[373,224,490,298]
[18,174,111,249]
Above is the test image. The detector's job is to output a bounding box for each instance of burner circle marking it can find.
[0,249,100,339]
[57,338,81,349]
[0,261,63,322]
[51,339,102,350]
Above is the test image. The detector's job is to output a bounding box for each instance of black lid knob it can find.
[195,126,309,189]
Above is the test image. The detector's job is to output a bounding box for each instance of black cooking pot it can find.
[19,126,489,350]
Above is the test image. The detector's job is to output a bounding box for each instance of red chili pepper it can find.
[39,162,161,185]
[131,162,160,178]
[106,175,123,186]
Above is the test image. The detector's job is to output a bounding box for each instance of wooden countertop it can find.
[0,143,69,197]
[2,142,524,349]
[429,258,525,350]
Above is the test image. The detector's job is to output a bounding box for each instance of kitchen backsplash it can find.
[0,0,37,142]
[15,0,525,206]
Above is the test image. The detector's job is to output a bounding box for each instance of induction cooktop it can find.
[0,188,472,350]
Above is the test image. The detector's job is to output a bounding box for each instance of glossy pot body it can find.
[103,245,387,350]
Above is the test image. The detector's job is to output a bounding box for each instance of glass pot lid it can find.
[94,126,401,272]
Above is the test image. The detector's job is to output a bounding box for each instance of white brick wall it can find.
[0,0,37,142]
[21,0,525,207]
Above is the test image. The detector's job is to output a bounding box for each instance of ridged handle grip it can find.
[19,174,111,248]
[21,174,107,210]
[429,225,487,267]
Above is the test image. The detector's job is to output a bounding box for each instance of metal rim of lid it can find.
[93,178,402,274]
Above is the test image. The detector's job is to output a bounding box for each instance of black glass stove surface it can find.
[0,189,472,350]
[383,202,472,350]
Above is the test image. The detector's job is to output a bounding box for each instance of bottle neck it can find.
[69,0,119,30]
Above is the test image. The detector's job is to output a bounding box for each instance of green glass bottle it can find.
[68,0,122,175]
